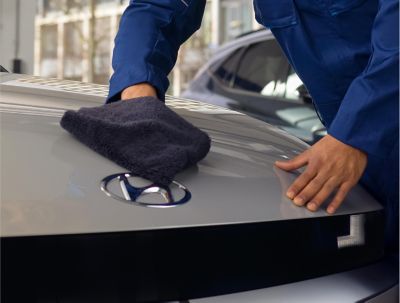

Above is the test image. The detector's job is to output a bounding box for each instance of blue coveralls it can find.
[108,0,399,249]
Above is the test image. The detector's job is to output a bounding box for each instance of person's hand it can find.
[121,83,157,100]
[275,134,367,214]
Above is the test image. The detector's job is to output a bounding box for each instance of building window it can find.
[220,0,253,43]
[42,0,61,16]
[93,17,111,84]
[64,22,83,81]
[35,0,258,94]
[40,25,58,77]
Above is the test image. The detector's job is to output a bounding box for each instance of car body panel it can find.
[1,73,397,303]
[0,74,381,238]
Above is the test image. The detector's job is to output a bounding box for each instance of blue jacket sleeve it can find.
[107,0,206,103]
[328,0,399,157]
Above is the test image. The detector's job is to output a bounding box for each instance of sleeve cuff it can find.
[328,107,397,159]
[106,66,169,103]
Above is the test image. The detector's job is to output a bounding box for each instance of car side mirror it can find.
[297,84,312,104]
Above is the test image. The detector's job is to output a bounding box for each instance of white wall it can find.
[0,0,36,74]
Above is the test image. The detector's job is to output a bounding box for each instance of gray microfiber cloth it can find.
[60,97,211,185]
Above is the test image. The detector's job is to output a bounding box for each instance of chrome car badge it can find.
[100,173,191,208]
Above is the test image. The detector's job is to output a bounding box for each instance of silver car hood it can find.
[0,74,381,237]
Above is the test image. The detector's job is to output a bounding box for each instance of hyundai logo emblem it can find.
[100,173,191,208]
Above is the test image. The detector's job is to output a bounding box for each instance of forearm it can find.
[107,0,206,103]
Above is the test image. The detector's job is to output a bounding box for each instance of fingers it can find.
[286,167,317,200]
[289,177,353,213]
[277,134,365,214]
[275,151,308,172]
[292,174,329,208]
[326,183,352,214]
[305,178,338,211]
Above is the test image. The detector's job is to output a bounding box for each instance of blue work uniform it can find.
[108,0,399,249]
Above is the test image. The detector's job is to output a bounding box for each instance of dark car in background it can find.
[183,30,326,144]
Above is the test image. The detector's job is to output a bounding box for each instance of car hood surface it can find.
[0,74,381,237]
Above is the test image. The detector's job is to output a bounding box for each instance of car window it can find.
[285,67,302,100]
[232,39,302,101]
[234,40,288,95]
[215,48,244,87]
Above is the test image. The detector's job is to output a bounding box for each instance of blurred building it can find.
[34,0,260,95]
[0,0,36,74]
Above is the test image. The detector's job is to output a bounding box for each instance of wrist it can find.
[121,83,157,100]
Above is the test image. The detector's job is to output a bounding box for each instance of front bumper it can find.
[192,256,399,303]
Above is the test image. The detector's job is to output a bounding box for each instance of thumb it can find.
[275,151,308,171]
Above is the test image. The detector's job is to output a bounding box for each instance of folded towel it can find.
[60,97,211,185]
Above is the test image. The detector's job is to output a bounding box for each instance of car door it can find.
[209,38,313,127]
